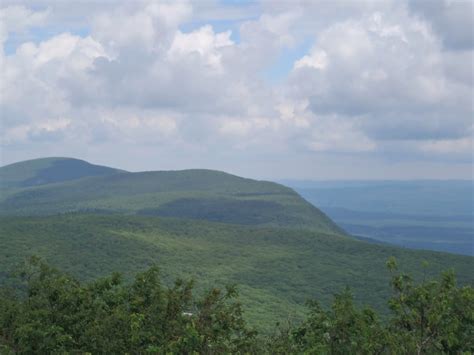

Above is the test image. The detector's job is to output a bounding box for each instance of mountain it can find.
[0,158,472,331]
[0,159,343,234]
[0,157,124,190]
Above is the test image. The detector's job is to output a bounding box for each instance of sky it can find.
[0,0,473,180]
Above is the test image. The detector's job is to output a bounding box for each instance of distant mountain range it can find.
[282,180,474,256]
[1,158,472,330]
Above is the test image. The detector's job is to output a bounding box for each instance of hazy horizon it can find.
[2,156,474,182]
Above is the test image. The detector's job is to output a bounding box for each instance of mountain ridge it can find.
[0,157,344,235]
[0,157,125,189]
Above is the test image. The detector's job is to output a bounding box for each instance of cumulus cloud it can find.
[168,25,233,71]
[0,5,49,46]
[408,0,474,50]
[0,0,472,178]
[288,9,473,151]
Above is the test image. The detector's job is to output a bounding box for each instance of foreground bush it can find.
[1,257,472,354]
[268,257,473,354]
[0,257,258,353]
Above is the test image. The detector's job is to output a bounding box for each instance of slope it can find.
[1,214,472,330]
[0,167,343,234]
[0,157,124,190]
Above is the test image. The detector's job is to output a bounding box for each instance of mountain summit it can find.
[0,157,124,189]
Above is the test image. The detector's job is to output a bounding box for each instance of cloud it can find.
[288,10,473,148]
[91,1,192,54]
[294,49,328,70]
[408,0,474,50]
[419,136,473,155]
[0,5,49,46]
[168,25,233,70]
[305,115,376,153]
[0,0,472,178]
[1,31,107,141]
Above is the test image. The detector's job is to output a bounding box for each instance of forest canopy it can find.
[0,257,472,354]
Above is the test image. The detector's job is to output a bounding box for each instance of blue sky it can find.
[0,0,472,179]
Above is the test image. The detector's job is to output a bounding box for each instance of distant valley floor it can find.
[285,181,474,256]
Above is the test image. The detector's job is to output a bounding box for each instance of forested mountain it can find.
[0,158,472,332]
[0,158,342,234]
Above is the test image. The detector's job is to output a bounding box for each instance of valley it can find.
[284,180,474,256]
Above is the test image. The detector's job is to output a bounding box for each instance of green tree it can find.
[386,257,474,354]
[270,288,386,354]
[0,257,260,353]
[1,257,473,354]
[268,258,473,354]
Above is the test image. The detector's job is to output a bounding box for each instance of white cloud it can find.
[277,100,311,128]
[168,25,233,70]
[0,5,49,45]
[0,0,472,178]
[1,32,107,140]
[91,1,191,54]
[289,9,473,154]
[219,116,272,137]
[28,33,106,69]
[2,117,71,144]
[294,49,328,70]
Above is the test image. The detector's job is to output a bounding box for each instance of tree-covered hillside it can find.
[1,214,472,330]
[0,158,472,334]
[0,159,342,234]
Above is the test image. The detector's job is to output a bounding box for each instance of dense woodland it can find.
[0,257,472,353]
[0,158,342,235]
[1,159,473,353]
[2,214,473,331]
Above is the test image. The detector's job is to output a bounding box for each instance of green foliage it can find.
[1,214,473,331]
[386,259,474,353]
[289,290,386,354]
[140,197,290,225]
[0,161,342,234]
[1,258,472,353]
[267,259,474,354]
[0,257,259,353]
[1,158,471,352]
